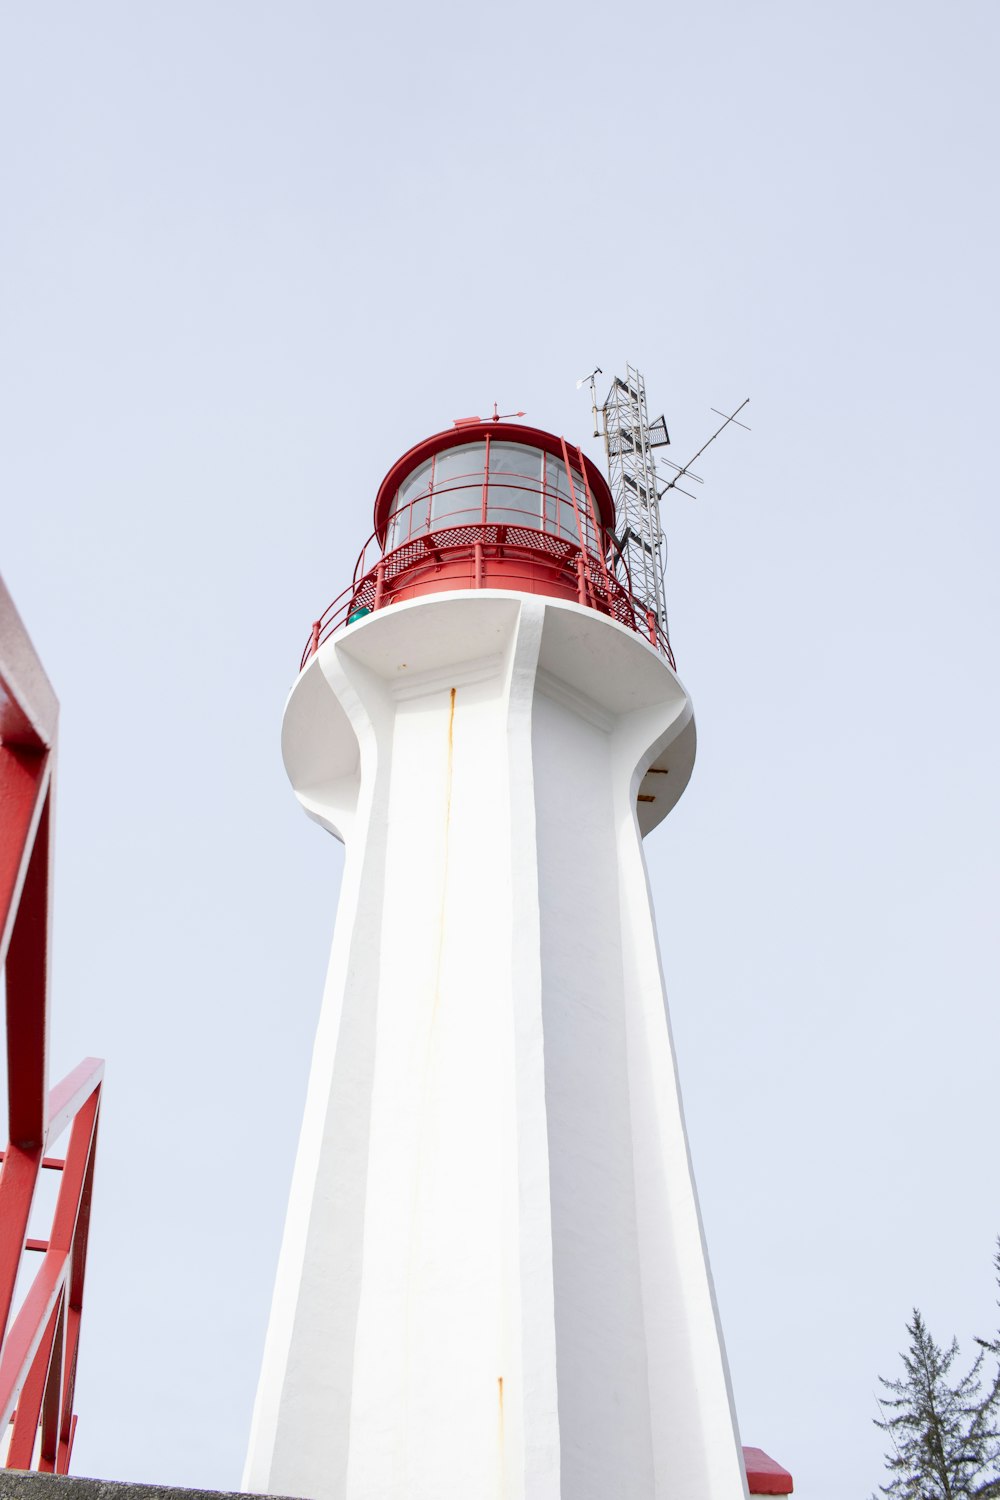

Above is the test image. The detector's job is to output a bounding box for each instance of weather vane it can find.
[453,401,527,428]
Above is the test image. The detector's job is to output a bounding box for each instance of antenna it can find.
[576,367,603,438]
[659,399,750,501]
[593,365,749,656]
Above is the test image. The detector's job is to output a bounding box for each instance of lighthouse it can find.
[244,417,749,1500]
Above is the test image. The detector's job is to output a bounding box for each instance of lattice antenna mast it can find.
[597,367,750,656]
[599,365,672,644]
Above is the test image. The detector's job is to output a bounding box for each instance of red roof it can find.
[743,1446,794,1494]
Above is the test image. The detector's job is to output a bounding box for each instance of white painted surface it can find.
[243,591,747,1500]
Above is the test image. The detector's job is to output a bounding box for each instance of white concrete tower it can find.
[244,421,748,1500]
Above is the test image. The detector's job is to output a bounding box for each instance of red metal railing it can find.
[0,577,103,1474]
[300,499,677,673]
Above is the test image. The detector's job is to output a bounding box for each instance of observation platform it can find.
[300,420,675,672]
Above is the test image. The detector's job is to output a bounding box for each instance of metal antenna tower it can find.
[598,365,672,646]
[592,364,750,658]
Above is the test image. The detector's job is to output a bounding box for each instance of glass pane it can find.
[398,458,434,506]
[390,457,434,542]
[490,443,542,479]
[543,455,565,534]
[545,458,563,488]
[430,443,486,526]
[487,443,544,528]
[545,456,566,495]
[544,455,597,548]
[573,471,597,550]
[432,444,486,487]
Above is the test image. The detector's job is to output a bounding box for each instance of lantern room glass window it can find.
[385,439,601,552]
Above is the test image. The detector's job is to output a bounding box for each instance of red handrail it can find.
[299,510,677,673]
[0,576,103,1474]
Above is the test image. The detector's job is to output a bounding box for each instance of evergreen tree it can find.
[974,1240,1000,1411]
[874,1308,1000,1500]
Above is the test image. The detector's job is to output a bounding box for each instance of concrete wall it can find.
[243,592,746,1500]
[0,1478,293,1500]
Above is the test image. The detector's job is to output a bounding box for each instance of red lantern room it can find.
[301,418,670,669]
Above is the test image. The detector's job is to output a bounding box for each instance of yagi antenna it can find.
[659,399,751,501]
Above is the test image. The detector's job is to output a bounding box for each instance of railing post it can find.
[645,609,657,647]
[374,561,386,610]
[474,541,483,589]
[560,436,591,560]
[309,621,321,658]
[575,444,612,582]
[577,553,587,606]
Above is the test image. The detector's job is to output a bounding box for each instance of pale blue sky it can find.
[2,3,998,1497]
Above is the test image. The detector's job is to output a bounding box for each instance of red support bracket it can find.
[0,575,103,1474]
